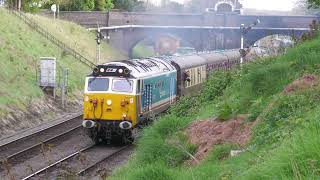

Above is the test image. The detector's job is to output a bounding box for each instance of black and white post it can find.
[240,23,245,64]
[240,19,261,64]
[96,28,101,65]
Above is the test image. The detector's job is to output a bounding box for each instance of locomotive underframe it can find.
[86,120,134,144]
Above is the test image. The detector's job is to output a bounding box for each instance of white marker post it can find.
[239,19,260,65]
[51,4,57,20]
[240,23,245,64]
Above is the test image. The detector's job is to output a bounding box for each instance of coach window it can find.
[202,66,206,82]
[185,70,191,88]
[198,67,201,84]
[192,68,196,86]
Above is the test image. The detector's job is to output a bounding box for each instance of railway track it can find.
[23,145,131,180]
[0,113,83,173]
[0,113,134,180]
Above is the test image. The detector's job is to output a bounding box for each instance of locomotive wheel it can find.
[87,128,101,144]
[122,130,134,145]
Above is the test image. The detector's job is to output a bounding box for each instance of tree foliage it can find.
[113,0,145,11]
[46,0,114,11]
[307,0,320,8]
[95,0,114,10]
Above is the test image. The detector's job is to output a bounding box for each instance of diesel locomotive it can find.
[82,49,244,144]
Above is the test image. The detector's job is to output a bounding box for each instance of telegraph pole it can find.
[96,28,101,65]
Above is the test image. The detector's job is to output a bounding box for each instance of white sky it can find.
[240,0,298,11]
[167,0,299,11]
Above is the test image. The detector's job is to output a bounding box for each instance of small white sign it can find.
[51,4,57,12]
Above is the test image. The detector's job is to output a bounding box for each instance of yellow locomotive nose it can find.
[83,93,138,127]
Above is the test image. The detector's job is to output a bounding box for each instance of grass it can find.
[26,13,126,63]
[110,35,320,179]
[0,9,123,116]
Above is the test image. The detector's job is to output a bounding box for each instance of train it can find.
[82,49,247,144]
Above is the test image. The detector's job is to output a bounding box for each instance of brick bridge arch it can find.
[129,33,195,57]
[105,27,307,57]
[106,28,209,57]
[245,29,305,48]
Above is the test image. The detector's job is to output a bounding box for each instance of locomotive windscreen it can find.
[112,79,133,93]
[87,78,109,91]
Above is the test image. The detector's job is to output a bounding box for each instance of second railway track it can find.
[0,113,91,179]
[0,113,135,180]
[23,145,132,180]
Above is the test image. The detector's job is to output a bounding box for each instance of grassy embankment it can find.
[0,9,124,116]
[27,13,125,62]
[111,35,320,179]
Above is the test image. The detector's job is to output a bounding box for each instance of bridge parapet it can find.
[44,11,319,29]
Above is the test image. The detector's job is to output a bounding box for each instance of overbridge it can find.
[52,11,319,56]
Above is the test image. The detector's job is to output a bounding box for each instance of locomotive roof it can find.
[103,57,176,78]
[93,49,241,78]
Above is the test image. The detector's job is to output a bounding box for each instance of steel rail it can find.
[3,125,82,164]
[0,114,83,169]
[0,113,82,148]
[21,145,95,180]
[76,145,130,176]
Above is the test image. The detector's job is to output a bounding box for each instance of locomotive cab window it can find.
[112,79,133,93]
[87,78,109,91]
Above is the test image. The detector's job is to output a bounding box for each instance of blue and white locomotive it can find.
[82,50,242,143]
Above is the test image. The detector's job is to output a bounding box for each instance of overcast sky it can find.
[167,0,299,11]
[240,0,298,11]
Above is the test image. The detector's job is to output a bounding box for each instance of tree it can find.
[95,0,114,10]
[307,0,320,8]
[105,0,114,10]
[83,0,95,10]
[56,0,113,11]
[63,0,85,10]
[113,0,145,11]
[95,0,106,10]
[21,0,42,12]
[294,0,320,15]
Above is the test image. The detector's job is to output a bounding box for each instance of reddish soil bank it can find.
[185,115,254,164]
[283,74,318,94]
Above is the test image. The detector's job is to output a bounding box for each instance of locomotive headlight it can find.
[118,69,123,73]
[107,99,112,106]
[100,68,105,72]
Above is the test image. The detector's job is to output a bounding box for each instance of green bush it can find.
[169,70,236,118]
[252,87,320,146]
[240,111,320,179]
[200,70,237,103]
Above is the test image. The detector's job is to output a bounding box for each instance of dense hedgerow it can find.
[111,36,320,180]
